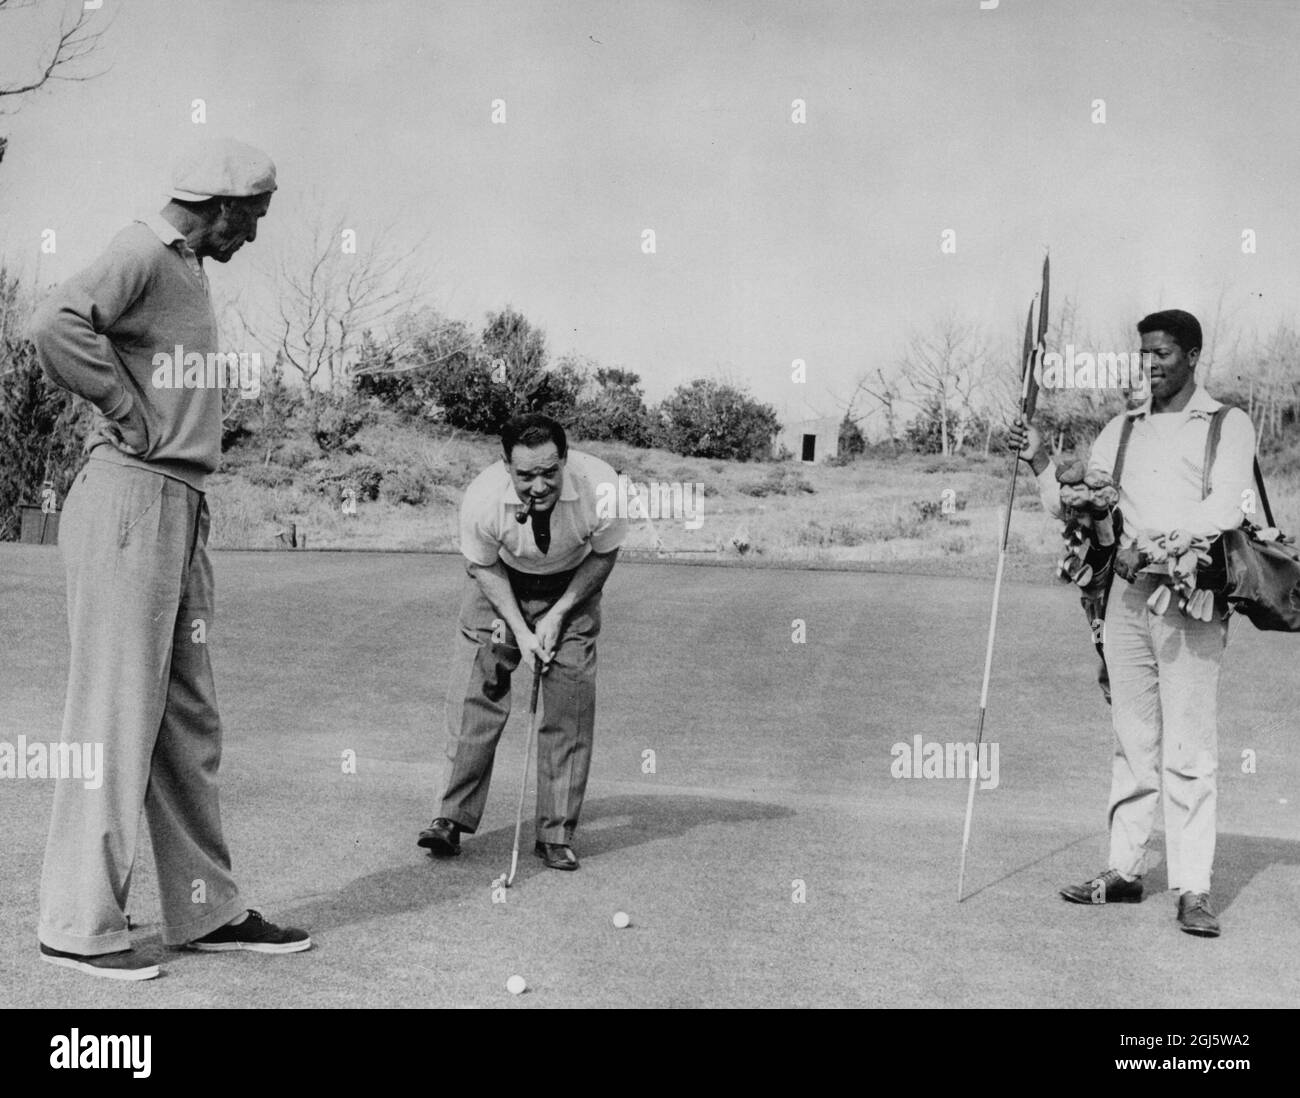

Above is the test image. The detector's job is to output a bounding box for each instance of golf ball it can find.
[612,911,630,929]
[506,974,527,995]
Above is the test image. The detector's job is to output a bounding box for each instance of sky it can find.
[2,0,1298,430]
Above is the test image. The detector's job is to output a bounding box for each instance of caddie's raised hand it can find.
[1007,419,1042,464]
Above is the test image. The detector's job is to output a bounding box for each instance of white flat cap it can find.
[166,137,277,201]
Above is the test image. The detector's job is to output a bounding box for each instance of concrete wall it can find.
[776,417,841,463]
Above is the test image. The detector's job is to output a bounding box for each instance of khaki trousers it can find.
[1104,574,1229,894]
[38,457,242,955]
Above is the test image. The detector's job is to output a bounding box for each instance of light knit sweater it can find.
[29,220,221,491]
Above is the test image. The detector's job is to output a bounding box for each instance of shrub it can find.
[828,521,867,546]
[739,467,816,497]
[220,392,255,451]
[793,521,827,547]
[904,396,1003,456]
[276,438,320,469]
[838,414,866,459]
[307,456,387,502]
[1261,434,1300,479]
[869,510,927,541]
[428,354,514,434]
[568,367,653,446]
[244,463,296,489]
[308,390,379,453]
[652,379,780,462]
[0,279,90,540]
[381,467,432,505]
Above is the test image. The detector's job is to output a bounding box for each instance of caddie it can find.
[1012,310,1256,937]
[419,413,627,870]
[28,138,310,980]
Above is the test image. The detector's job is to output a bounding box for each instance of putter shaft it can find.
[504,659,543,887]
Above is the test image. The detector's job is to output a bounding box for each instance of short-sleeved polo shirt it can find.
[460,449,628,575]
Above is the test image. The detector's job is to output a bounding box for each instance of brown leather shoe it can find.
[1176,892,1221,937]
[1059,868,1143,904]
[533,841,579,870]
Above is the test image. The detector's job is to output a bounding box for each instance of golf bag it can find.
[1076,515,1121,705]
[1067,417,1136,706]
[1204,407,1300,632]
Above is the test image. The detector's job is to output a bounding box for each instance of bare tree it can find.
[1196,281,1242,387]
[0,1,108,118]
[897,315,993,456]
[1247,321,1300,444]
[350,305,476,381]
[837,367,903,450]
[236,205,431,393]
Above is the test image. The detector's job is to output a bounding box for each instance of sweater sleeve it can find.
[27,231,154,421]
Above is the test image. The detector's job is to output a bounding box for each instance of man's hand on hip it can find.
[106,400,148,456]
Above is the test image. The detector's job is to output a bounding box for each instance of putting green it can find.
[1,546,1296,1008]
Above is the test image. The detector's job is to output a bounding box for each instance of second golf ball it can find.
[506,975,526,995]
[612,911,630,929]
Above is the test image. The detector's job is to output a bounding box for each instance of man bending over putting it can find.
[1011,310,1255,938]
[419,414,627,870]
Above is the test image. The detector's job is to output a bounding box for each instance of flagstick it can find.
[958,257,1046,902]
[957,448,1023,901]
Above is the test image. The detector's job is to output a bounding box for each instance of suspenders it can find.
[1111,403,1266,519]
[1202,405,1273,526]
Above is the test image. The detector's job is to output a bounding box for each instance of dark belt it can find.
[504,564,578,602]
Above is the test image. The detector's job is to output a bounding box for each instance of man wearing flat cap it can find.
[29,137,310,980]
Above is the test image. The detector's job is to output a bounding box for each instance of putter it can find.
[504,656,543,888]
[958,252,1047,903]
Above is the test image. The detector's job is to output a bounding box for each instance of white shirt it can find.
[460,449,628,574]
[1036,386,1257,541]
